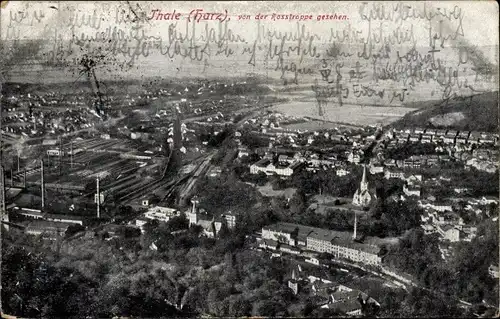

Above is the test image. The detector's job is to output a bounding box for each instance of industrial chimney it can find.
[40,160,45,210]
[96,177,100,218]
[0,165,5,213]
[352,211,357,240]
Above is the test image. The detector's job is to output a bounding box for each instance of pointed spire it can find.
[361,164,367,185]
[360,164,368,192]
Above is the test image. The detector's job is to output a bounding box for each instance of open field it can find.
[271,100,418,126]
[256,183,297,199]
[282,120,358,131]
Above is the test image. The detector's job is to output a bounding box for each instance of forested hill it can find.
[392,91,498,132]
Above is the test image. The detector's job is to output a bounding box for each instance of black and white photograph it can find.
[0,1,498,317]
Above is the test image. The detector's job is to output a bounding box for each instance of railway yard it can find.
[4,134,216,227]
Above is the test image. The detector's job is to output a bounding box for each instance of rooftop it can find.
[26,220,74,231]
[44,213,86,221]
[324,299,363,313]
[253,158,271,167]
[263,222,381,255]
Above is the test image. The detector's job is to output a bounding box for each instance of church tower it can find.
[360,164,368,192]
[188,198,199,225]
[352,164,376,208]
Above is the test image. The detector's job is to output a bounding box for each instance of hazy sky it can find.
[0,0,498,104]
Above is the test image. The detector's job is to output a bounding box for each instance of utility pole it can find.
[70,140,73,169]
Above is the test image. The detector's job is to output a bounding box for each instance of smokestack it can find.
[0,166,5,213]
[41,160,45,210]
[10,170,13,186]
[23,167,26,188]
[59,137,62,176]
[353,212,357,240]
[96,177,100,218]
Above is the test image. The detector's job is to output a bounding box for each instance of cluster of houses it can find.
[2,105,96,138]
[383,154,453,169]
[238,111,379,150]
[244,149,356,177]
[386,128,498,146]
[235,114,384,179]
[384,171,423,198]
[465,148,499,173]
[382,163,498,243]
[244,124,498,179]
[287,265,380,316]
[380,128,499,173]
[383,167,495,243]
[418,200,480,243]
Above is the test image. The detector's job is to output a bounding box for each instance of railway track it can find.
[119,178,175,204]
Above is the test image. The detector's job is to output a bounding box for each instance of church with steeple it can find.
[352,164,376,208]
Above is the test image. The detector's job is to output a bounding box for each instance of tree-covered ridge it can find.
[393,91,498,132]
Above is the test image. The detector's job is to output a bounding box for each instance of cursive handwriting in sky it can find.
[0,1,498,106]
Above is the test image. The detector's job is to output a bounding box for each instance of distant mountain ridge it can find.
[391,90,499,132]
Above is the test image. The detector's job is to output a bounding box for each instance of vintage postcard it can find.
[0,1,498,318]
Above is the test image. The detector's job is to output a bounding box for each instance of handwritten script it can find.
[1,1,498,110]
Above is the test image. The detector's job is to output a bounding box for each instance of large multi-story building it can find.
[261,222,382,266]
[262,222,299,246]
[306,229,382,266]
[144,206,180,223]
[250,158,305,177]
